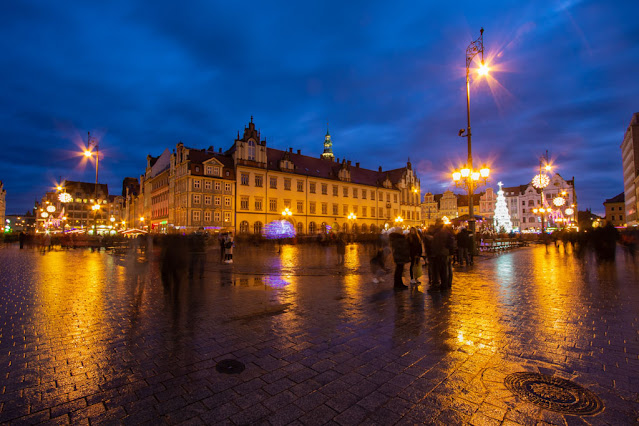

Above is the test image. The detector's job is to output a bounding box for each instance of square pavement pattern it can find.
[0,242,638,424]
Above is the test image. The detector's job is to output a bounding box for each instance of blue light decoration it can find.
[263,220,296,239]
[263,275,290,288]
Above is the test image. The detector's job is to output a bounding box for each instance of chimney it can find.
[297,149,301,155]
[378,166,382,172]
[347,160,351,166]
[356,162,359,168]
[337,158,340,163]
[289,147,293,153]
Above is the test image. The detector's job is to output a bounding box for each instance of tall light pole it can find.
[84,132,100,235]
[456,27,489,255]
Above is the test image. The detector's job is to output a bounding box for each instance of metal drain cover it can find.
[215,359,245,374]
[504,372,603,415]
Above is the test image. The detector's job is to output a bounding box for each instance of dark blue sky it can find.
[2,1,638,215]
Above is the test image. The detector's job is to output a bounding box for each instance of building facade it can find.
[621,112,639,225]
[0,181,5,233]
[603,192,625,226]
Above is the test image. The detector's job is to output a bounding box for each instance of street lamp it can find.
[531,152,552,234]
[347,212,357,234]
[456,27,490,255]
[84,132,100,235]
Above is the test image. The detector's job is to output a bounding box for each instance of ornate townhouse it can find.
[621,112,639,225]
[603,192,625,226]
[230,118,420,235]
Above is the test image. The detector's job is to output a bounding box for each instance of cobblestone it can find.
[1,243,639,424]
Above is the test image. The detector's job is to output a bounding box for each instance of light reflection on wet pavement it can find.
[0,243,638,424]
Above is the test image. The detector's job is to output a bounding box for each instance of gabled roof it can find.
[62,180,109,196]
[604,192,624,204]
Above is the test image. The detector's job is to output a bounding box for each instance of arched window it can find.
[248,140,256,161]
[352,224,358,234]
[333,223,340,232]
[342,223,349,234]
[370,224,377,233]
[253,221,263,234]
[296,222,303,235]
[309,222,316,234]
[239,221,249,233]
[361,224,368,233]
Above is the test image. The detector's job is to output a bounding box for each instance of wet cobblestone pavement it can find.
[1,243,638,425]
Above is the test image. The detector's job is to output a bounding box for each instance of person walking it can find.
[336,233,346,265]
[456,227,470,266]
[188,228,208,278]
[407,227,423,284]
[432,219,455,289]
[19,231,26,249]
[389,228,410,290]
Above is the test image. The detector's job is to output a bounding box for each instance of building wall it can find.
[0,181,5,233]
[621,113,639,225]
[604,201,625,226]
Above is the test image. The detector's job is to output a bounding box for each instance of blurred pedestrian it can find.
[336,233,346,265]
[19,231,26,249]
[223,233,234,263]
[188,228,208,278]
[389,228,410,290]
[407,227,422,284]
[432,219,455,289]
[456,227,471,266]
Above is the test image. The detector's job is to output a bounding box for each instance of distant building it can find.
[621,112,639,225]
[603,192,625,226]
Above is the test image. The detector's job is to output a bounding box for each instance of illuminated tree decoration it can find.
[565,208,574,216]
[58,192,72,203]
[532,173,550,189]
[263,220,296,239]
[553,196,565,207]
[493,182,513,233]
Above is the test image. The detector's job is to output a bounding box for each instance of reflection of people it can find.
[389,228,410,290]
[336,233,346,265]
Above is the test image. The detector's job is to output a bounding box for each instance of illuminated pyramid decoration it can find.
[493,181,513,233]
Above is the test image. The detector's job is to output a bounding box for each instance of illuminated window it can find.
[248,140,256,161]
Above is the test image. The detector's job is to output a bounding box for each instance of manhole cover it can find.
[215,359,245,374]
[504,372,603,415]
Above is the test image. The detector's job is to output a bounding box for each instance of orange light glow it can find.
[477,62,490,76]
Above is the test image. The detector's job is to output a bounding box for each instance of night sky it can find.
[2,1,638,216]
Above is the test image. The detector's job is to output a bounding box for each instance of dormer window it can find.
[248,140,256,161]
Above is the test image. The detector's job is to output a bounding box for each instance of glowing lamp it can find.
[471,172,480,181]
[56,186,62,191]
[565,208,574,215]
[545,164,552,171]
[477,62,490,76]
[452,171,461,181]
[553,197,565,207]
[110,217,115,222]
[140,217,144,221]
[532,174,550,189]
[84,150,92,157]
[46,205,56,213]
[480,167,490,178]
[58,192,72,203]
[41,212,49,218]
[460,168,470,178]
[533,208,538,214]
[348,213,357,220]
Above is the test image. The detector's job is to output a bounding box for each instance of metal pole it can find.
[466,47,476,255]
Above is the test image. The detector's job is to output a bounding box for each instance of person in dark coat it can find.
[407,227,423,284]
[389,228,410,289]
[432,220,455,288]
[336,233,346,265]
[456,227,470,266]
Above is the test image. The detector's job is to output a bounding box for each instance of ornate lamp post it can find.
[456,27,490,255]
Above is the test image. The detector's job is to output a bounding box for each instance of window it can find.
[333,204,338,215]
[193,180,201,189]
[309,182,316,193]
[225,183,231,192]
[195,166,200,172]
[284,199,291,208]
[297,201,304,213]
[205,195,211,205]
[224,197,231,207]
[343,187,348,197]
[321,203,327,214]
[241,197,249,210]
[333,185,338,196]
[204,211,211,222]
[386,194,390,202]
[224,212,230,222]
[309,202,316,214]
[193,211,201,221]
[322,184,327,195]
[393,194,398,203]
[193,194,201,204]
[362,206,367,217]
[255,198,263,211]
[205,166,212,175]
[522,208,526,213]
[270,176,277,189]
[254,221,262,234]
[353,188,358,198]
[214,211,221,222]
[379,192,383,201]
[522,217,526,223]
[611,215,615,221]
[379,207,383,217]
[215,181,221,191]
[214,166,220,176]
[241,173,249,185]
[285,179,291,190]
[255,175,263,187]
[522,201,526,206]
[214,196,221,206]
[204,181,212,190]
[297,180,304,192]
[343,205,348,215]
[248,140,256,161]
[353,206,358,214]
[240,221,249,233]
[371,207,375,218]
[362,190,367,199]
[269,199,277,212]
[309,222,316,233]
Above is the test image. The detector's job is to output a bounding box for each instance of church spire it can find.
[321,121,334,160]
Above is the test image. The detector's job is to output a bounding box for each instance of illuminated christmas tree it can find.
[493,181,513,233]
